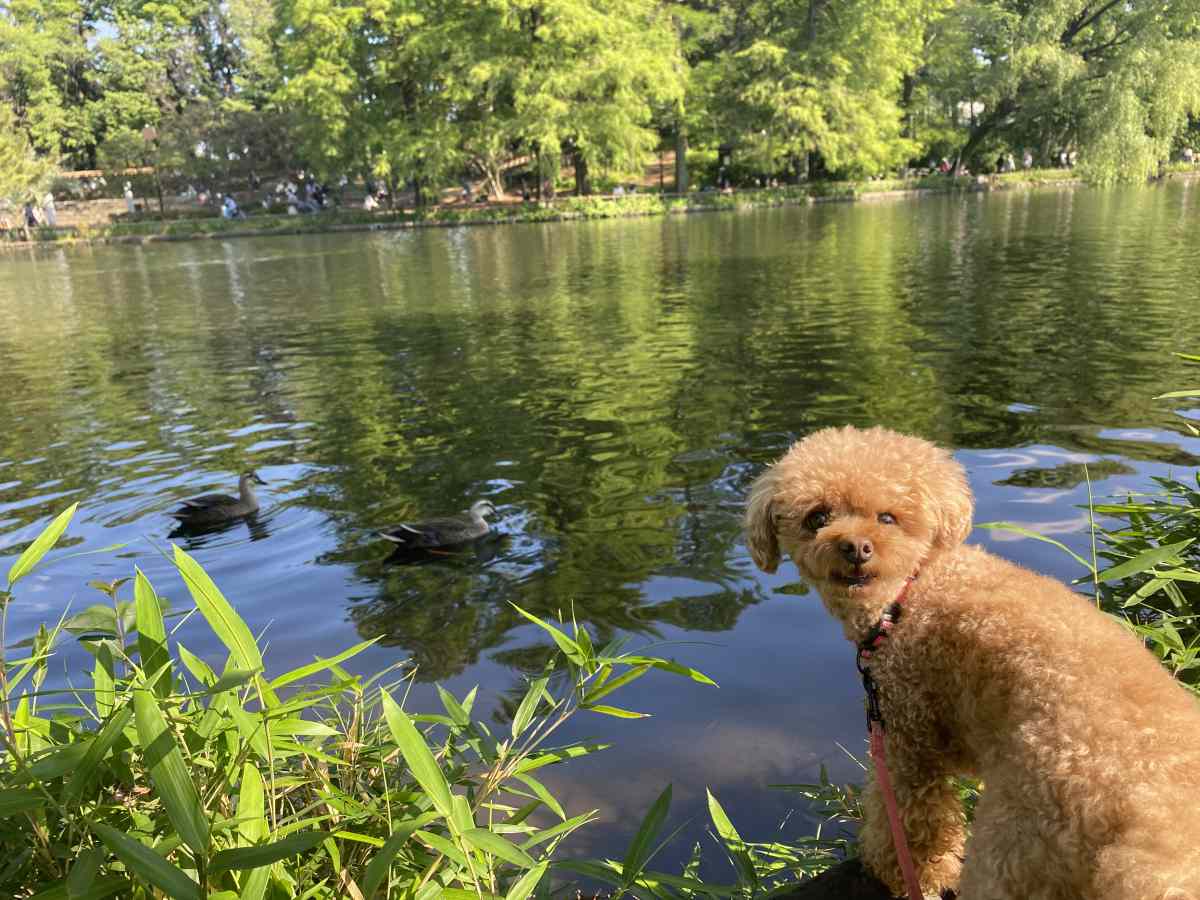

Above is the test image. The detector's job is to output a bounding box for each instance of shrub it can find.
[0,505,758,899]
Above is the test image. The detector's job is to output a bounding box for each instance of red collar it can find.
[855,572,918,666]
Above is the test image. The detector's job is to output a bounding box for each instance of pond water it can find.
[2,182,1200,874]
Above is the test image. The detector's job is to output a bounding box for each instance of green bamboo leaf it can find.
[29,875,129,900]
[134,569,171,697]
[360,812,440,898]
[505,861,548,900]
[451,793,475,834]
[176,643,216,686]
[513,773,565,820]
[267,638,378,690]
[621,784,672,887]
[616,655,718,687]
[436,684,470,727]
[227,702,270,761]
[581,704,649,719]
[28,742,90,780]
[63,704,134,805]
[239,865,270,900]
[1154,389,1200,399]
[204,668,262,696]
[380,687,452,817]
[1097,539,1194,583]
[90,822,201,900]
[706,789,756,889]
[133,686,210,856]
[510,676,548,739]
[0,788,47,817]
[519,810,597,851]
[514,742,610,774]
[172,545,263,674]
[975,522,1095,572]
[210,831,329,872]
[580,664,650,706]
[65,847,104,900]
[461,828,537,868]
[414,829,469,867]
[92,642,115,719]
[7,503,77,588]
[238,762,267,845]
[508,603,583,663]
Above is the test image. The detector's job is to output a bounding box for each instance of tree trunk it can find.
[674,129,688,194]
[573,149,591,196]
[806,0,827,44]
[901,73,916,141]
[413,174,425,209]
[955,98,1016,175]
[484,165,505,200]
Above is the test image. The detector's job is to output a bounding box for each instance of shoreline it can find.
[4,168,1196,251]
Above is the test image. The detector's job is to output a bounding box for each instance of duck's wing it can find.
[378,515,480,547]
[173,493,237,513]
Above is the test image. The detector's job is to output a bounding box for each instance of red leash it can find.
[856,574,923,900]
[869,722,923,900]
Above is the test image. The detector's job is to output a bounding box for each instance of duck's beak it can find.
[253,473,267,485]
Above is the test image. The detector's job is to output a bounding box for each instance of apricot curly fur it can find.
[746,426,1200,900]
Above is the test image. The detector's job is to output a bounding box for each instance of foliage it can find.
[915,0,1200,178]
[0,505,763,898]
[0,103,56,206]
[6,0,1200,189]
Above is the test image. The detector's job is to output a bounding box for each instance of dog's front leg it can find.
[859,740,966,899]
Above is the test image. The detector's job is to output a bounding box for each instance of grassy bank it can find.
[0,167,1127,249]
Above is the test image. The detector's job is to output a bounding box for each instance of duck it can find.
[378,499,497,550]
[169,471,266,525]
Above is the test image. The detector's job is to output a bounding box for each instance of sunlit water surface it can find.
[2,182,1200,873]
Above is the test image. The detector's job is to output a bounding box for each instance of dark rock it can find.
[773,859,957,900]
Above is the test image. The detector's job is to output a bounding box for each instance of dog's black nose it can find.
[839,539,873,564]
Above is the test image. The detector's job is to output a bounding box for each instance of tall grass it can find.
[0,507,856,898]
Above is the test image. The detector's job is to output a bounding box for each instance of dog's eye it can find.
[803,509,829,531]
[878,513,897,525]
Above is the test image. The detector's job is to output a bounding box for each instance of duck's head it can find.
[242,470,268,486]
[470,500,497,519]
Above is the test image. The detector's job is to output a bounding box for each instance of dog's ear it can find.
[745,467,781,573]
[930,454,974,550]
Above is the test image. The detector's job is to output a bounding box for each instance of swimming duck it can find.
[170,471,266,525]
[378,500,497,550]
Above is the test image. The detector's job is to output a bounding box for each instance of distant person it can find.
[1184,147,1196,164]
[363,192,379,212]
[221,195,244,219]
[123,181,135,214]
[23,200,39,228]
[41,191,56,227]
[1059,150,1069,168]
[1022,149,1033,169]
[612,184,624,197]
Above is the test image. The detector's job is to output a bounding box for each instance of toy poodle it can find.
[745,425,1200,900]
